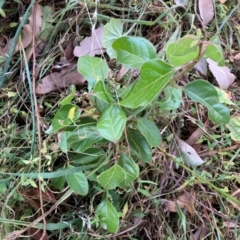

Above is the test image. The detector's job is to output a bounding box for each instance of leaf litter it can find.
[198,0,214,26]
[74,26,106,57]
[207,58,235,90]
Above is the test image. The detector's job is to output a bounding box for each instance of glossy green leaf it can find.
[226,116,240,141]
[118,154,139,188]
[78,55,108,87]
[96,97,109,113]
[112,36,156,68]
[60,125,103,153]
[97,105,126,143]
[94,81,114,103]
[50,104,81,132]
[166,35,200,67]
[120,59,174,108]
[102,18,123,58]
[97,164,125,190]
[66,171,88,196]
[137,118,162,147]
[185,80,230,123]
[70,148,105,165]
[159,85,182,111]
[96,199,119,233]
[127,130,152,163]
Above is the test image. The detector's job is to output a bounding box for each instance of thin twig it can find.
[31,3,47,240]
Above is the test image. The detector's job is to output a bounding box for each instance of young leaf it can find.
[102,18,123,58]
[96,199,119,233]
[137,118,162,147]
[176,136,206,167]
[118,154,139,188]
[66,171,89,196]
[97,105,126,143]
[112,36,156,68]
[159,85,182,111]
[61,125,103,153]
[127,130,152,163]
[94,80,114,103]
[226,116,240,141]
[97,164,125,190]
[77,55,108,87]
[204,43,224,66]
[120,59,174,108]
[50,104,81,132]
[214,87,234,105]
[185,80,230,123]
[166,36,200,67]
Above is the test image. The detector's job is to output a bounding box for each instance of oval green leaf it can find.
[118,154,139,188]
[77,55,108,87]
[112,36,156,68]
[93,80,114,103]
[97,164,125,190]
[102,18,123,58]
[127,130,152,163]
[185,80,230,123]
[137,118,162,147]
[66,171,89,196]
[96,199,119,233]
[120,59,174,108]
[97,105,126,143]
[166,35,200,67]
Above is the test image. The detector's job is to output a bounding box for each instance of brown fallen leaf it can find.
[3,24,33,54]
[74,26,106,57]
[64,41,75,61]
[194,58,208,76]
[185,120,208,146]
[28,228,49,240]
[163,191,196,216]
[207,58,235,90]
[191,225,208,240]
[116,65,129,82]
[1,3,43,57]
[198,0,214,26]
[36,64,85,94]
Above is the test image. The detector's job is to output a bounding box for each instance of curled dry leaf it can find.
[176,136,206,167]
[3,24,33,54]
[74,26,106,57]
[198,0,214,26]
[36,64,85,94]
[185,120,208,146]
[207,58,235,90]
[194,58,207,76]
[28,228,49,240]
[163,191,196,215]
[0,3,42,56]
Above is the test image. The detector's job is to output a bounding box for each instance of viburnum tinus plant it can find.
[48,18,230,233]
